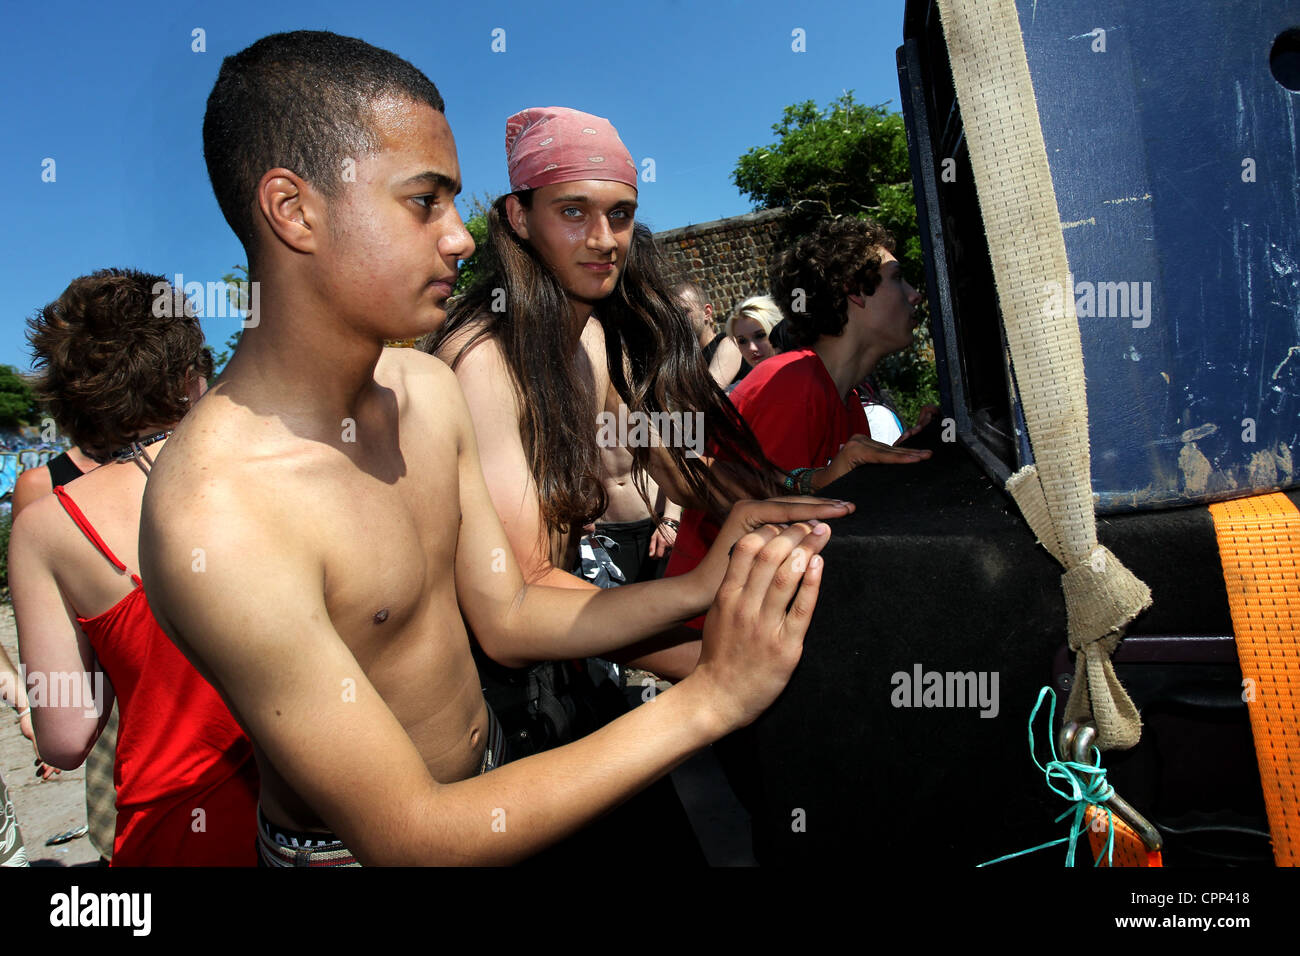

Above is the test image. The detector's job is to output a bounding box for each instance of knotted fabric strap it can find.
[1208,492,1300,866]
[936,0,1152,749]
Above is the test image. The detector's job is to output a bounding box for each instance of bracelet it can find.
[15,707,31,721]
[786,467,816,495]
[661,518,679,530]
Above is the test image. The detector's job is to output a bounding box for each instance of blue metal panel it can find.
[1016,0,1300,510]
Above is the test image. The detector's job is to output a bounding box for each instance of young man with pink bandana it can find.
[433,109,783,673]
[432,108,920,673]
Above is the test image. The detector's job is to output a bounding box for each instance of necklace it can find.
[93,430,174,465]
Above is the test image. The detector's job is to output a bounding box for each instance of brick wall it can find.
[653,207,788,328]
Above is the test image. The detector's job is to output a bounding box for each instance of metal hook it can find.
[1060,719,1163,853]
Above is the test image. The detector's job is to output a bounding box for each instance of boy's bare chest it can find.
[301,432,462,664]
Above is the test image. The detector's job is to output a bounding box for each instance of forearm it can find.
[809,466,839,492]
[389,674,722,865]
[19,654,108,769]
[492,573,706,664]
[611,627,702,681]
[649,449,774,513]
[0,644,28,713]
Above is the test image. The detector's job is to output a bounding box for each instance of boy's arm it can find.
[439,332,581,591]
[8,506,115,769]
[440,357,841,666]
[141,476,824,866]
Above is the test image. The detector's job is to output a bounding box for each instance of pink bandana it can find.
[505,106,638,193]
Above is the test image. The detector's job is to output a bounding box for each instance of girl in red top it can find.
[11,268,258,865]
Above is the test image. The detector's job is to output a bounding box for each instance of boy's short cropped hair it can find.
[26,268,211,458]
[768,216,896,349]
[203,30,445,256]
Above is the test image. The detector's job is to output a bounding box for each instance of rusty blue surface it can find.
[1016,0,1299,511]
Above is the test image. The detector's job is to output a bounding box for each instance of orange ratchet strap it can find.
[1208,492,1300,866]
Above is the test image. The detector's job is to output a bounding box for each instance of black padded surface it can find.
[742,423,1290,864]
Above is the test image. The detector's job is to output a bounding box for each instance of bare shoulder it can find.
[140,393,321,611]
[11,466,51,517]
[431,323,522,422]
[374,344,460,402]
[9,489,63,562]
[430,318,521,408]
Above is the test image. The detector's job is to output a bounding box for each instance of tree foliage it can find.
[733,92,938,424]
[0,365,40,428]
[453,195,492,296]
[205,264,249,379]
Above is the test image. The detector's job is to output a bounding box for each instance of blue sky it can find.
[1,0,908,371]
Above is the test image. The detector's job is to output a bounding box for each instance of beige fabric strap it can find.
[937,0,1152,749]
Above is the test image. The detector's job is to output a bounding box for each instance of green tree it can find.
[733,92,938,425]
[453,195,491,296]
[206,265,249,379]
[0,365,40,429]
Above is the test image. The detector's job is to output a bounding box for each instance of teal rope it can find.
[977,686,1118,868]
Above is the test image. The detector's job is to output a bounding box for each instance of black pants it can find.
[472,643,706,866]
[595,517,669,585]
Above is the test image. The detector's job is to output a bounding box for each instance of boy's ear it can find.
[504,194,530,240]
[255,168,323,253]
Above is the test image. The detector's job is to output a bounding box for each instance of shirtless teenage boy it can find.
[139,30,851,865]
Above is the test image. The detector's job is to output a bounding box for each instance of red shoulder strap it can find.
[52,485,143,588]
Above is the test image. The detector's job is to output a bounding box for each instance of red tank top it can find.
[53,486,259,866]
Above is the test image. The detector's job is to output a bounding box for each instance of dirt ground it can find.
[1,603,100,866]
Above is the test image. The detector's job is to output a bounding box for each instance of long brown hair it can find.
[427,194,778,536]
